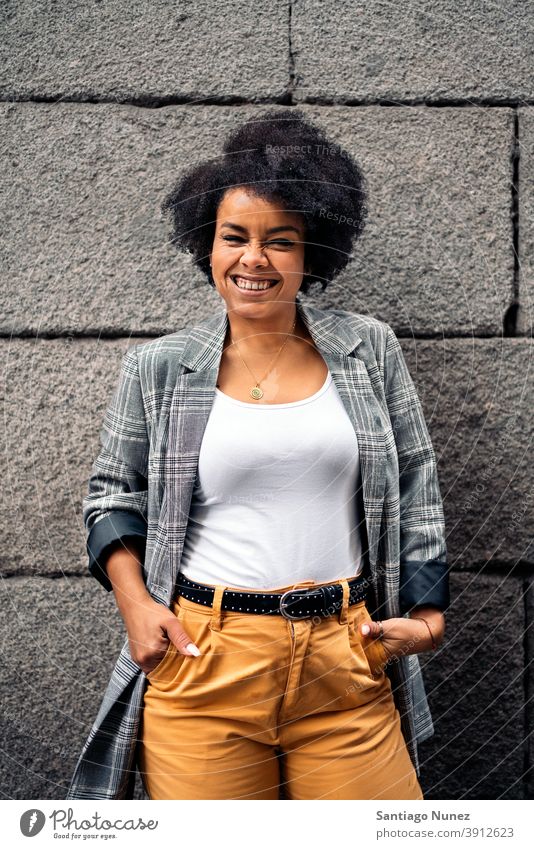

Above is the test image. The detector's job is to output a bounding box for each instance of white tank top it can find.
[179,370,365,590]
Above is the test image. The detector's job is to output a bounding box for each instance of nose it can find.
[239,241,270,267]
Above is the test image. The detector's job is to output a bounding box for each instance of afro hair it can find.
[161,109,368,295]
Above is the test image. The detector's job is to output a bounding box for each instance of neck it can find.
[225,304,304,354]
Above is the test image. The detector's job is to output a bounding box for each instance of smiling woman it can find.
[67,109,449,802]
[160,109,370,405]
[212,188,306,302]
[160,108,368,297]
[204,187,331,404]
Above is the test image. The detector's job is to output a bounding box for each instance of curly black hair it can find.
[161,109,368,295]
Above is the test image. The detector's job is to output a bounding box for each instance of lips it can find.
[231,275,280,291]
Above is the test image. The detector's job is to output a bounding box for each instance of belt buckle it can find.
[279,587,315,620]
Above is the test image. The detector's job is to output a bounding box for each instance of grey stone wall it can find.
[1,1,532,800]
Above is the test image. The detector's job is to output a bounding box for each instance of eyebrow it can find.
[219,222,302,236]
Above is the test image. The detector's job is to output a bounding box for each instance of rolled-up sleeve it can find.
[383,326,450,614]
[83,346,149,592]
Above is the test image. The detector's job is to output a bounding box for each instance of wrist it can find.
[410,605,445,627]
[410,609,444,650]
[119,593,161,630]
[106,547,153,620]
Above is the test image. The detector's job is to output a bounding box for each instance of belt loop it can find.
[339,579,350,624]
[210,585,225,632]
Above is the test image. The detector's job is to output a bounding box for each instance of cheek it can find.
[212,246,236,268]
[281,256,306,279]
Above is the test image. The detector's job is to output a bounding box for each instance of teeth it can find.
[233,276,276,291]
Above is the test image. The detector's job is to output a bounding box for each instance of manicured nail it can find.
[361,624,370,635]
[186,643,201,656]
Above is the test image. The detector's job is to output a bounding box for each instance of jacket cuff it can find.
[87,511,147,592]
[399,559,450,614]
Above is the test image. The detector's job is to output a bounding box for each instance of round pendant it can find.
[250,386,263,400]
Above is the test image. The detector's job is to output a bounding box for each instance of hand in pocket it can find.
[360,616,435,659]
[124,598,202,675]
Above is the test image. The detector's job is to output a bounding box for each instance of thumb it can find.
[166,619,201,657]
[360,619,381,638]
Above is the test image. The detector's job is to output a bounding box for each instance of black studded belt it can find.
[175,571,368,620]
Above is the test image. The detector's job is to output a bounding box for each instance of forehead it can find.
[216,188,303,229]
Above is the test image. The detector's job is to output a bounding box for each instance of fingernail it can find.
[186,642,201,656]
[361,624,370,635]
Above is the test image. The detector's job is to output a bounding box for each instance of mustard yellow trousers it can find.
[137,576,423,800]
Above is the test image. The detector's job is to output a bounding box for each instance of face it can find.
[209,188,309,319]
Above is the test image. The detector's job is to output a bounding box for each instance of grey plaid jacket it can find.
[66,295,449,800]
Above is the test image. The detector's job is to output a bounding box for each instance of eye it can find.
[221,235,294,247]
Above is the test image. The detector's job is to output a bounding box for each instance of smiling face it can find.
[209,188,309,320]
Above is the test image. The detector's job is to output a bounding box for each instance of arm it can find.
[83,346,149,592]
[103,531,201,667]
[360,327,449,654]
[84,348,200,665]
[383,324,450,620]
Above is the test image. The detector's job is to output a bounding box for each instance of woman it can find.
[67,109,449,800]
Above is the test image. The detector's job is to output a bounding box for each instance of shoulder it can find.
[125,328,192,388]
[335,307,392,341]
[305,301,394,360]
[133,329,190,362]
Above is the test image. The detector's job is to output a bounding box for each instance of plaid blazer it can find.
[66,294,449,800]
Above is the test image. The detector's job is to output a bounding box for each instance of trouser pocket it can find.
[145,600,186,685]
[346,603,389,679]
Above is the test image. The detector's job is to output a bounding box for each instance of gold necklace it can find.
[230,315,297,400]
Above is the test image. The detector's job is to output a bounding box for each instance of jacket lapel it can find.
[165,297,387,597]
